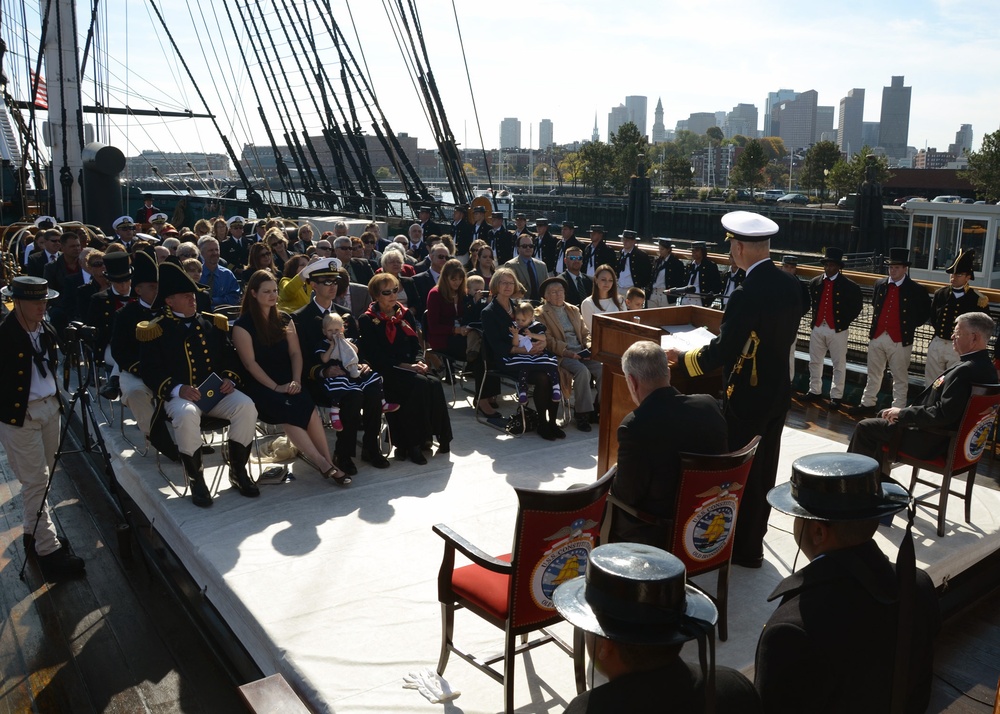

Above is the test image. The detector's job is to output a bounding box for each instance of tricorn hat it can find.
[722,211,779,242]
[885,247,911,266]
[157,260,199,300]
[820,247,845,266]
[553,543,717,646]
[945,249,975,279]
[132,249,159,285]
[104,252,133,282]
[1,275,58,301]
[767,453,910,522]
[539,275,568,298]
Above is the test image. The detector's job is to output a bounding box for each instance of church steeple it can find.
[592,113,600,142]
[652,97,666,143]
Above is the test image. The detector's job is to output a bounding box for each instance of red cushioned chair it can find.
[432,466,616,713]
[603,435,759,641]
[883,383,1000,537]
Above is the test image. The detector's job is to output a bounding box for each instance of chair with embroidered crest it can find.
[432,466,616,713]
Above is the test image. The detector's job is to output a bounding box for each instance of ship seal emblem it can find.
[531,517,599,609]
[682,483,743,562]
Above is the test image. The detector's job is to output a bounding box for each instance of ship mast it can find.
[42,0,84,221]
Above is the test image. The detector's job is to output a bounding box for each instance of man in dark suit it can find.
[646,240,687,308]
[756,454,938,714]
[134,193,160,224]
[581,224,616,277]
[559,246,592,306]
[468,204,490,248]
[26,229,62,278]
[511,212,534,252]
[111,216,140,253]
[406,223,429,262]
[408,243,448,318]
[925,249,989,383]
[111,251,160,439]
[555,543,761,714]
[550,220,583,276]
[334,236,375,285]
[615,230,652,296]
[293,258,389,472]
[448,204,474,261]
[849,248,932,416]
[680,241,723,306]
[667,212,802,568]
[42,230,83,334]
[505,234,548,301]
[486,211,514,264]
[219,216,250,282]
[534,218,557,274]
[848,311,998,462]
[416,206,439,239]
[608,341,728,546]
[801,247,863,410]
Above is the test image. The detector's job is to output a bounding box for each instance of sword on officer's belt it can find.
[725,330,760,400]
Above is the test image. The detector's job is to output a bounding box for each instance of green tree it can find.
[801,141,843,197]
[826,146,892,199]
[729,139,768,196]
[706,126,724,144]
[578,141,615,195]
[673,130,708,158]
[658,155,693,191]
[826,160,855,200]
[462,161,477,177]
[375,166,391,179]
[758,137,787,162]
[559,152,582,185]
[730,134,749,148]
[609,121,647,193]
[961,129,1000,202]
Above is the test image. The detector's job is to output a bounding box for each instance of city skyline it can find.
[11,0,996,160]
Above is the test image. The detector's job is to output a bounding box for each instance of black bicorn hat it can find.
[885,247,911,266]
[104,252,133,282]
[945,249,975,279]
[767,453,910,522]
[157,260,199,300]
[553,542,717,646]
[1,275,58,301]
[131,249,159,285]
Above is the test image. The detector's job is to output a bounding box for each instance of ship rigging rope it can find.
[450,0,492,194]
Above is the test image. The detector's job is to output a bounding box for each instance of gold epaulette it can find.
[211,313,230,332]
[978,293,990,309]
[136,316,163,342]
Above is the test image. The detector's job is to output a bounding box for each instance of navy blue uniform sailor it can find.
[138,261,259,507]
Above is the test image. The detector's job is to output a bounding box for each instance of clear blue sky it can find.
[9,0,999,158]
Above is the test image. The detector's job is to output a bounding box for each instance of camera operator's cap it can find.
[227,215,246,227]
[767,453,910,522]
[149,213,168,224]
[2,275,58,301]
[945,249,975,279]
[722,210,779,242]
[619,229,638,241]
[157,260,199,299]
[132,249,159,285]
[113,216,135,230]
[553,542,717,646]
[657,238,675,249]
[104,252,133,282]
[781,255,799,266]
[589,225,606,235]
[33,215,58,229]
[300,257,343,282]
[885,247,911,266]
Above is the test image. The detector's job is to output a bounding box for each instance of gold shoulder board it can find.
[136,316,163,342]
[978,293,990,309]
[211,313,230,332]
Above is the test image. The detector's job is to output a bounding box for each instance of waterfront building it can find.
[914,148,955,170]
[764,89,798,136]
[651,98,667,143]
[837,88,865,158]
[948,124,973,158]
[625,96,648,137]
[724,103,758,139]
[608,104,629,138]
[240,133,418,183]
[500,118,522,150]
[878,75,912,161]
[127,150,231,182]
[770,89,818,150]
[539,119,553,151]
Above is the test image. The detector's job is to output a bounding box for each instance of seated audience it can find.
[267,228,294,273]
[624,286,646,310]
[508,300,561,405]
[357,273,452,465]
[181,258,214,313]
[244,242,276,286]
[198,237,240,308]
[232,270,346,484]
[580,264,624,331]
[277,254,311,313]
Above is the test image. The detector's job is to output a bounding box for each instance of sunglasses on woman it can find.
[380,287,399,296]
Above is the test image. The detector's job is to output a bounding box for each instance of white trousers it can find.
[646,290,672,309]
[860,332,912,409]
[0,395,61,555]
[120,372,155,436]
[808,324,850,399]
[924,336,959,384]
[164,389,257,456]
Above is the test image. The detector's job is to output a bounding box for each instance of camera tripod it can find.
[19,324,126,581]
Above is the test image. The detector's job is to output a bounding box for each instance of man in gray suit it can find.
[504,234,548,300]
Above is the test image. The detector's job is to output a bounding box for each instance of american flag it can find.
[29,71,48,110]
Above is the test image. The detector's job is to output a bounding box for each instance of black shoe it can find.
[99,376,121,400]
[576,417,592,433]
[537,422,557,441]
[551,424,567,439]
[732,555,764,569]
[394,447,407,462]
[485,414,507,429]
[181,452,212,508]
[23,534,69,558]
[407,446,428,465]
[589,411,600,424]
[227,441,260,498]
[361,449,391,469]
[827,398,842,410]
[798,391,821,402]
[333,454,358,476]
[37,545,86,580]
[847,404,879,418]
[437,441,451,454]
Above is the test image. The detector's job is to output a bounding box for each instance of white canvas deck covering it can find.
[109,401,1000,713]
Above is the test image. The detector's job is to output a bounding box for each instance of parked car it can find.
[760,190,786,203]
[899,197,928,211]
[777,193,809,205]
[892,195,922,206]
[931,195,962,203]
[836,193,859,210]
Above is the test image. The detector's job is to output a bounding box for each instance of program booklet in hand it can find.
[195,372,225,413]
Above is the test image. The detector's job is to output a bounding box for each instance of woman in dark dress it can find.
[233,270,347,484]
[481,267,563,440]
[357,273,452,465]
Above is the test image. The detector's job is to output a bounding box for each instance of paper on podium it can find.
[660,325,716,353]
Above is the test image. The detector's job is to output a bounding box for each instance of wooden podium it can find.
[590,305,724,474]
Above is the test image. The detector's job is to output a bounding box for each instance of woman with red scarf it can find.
[358,273,452,464]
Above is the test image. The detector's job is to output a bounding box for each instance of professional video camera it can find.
[64,320,98,348]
